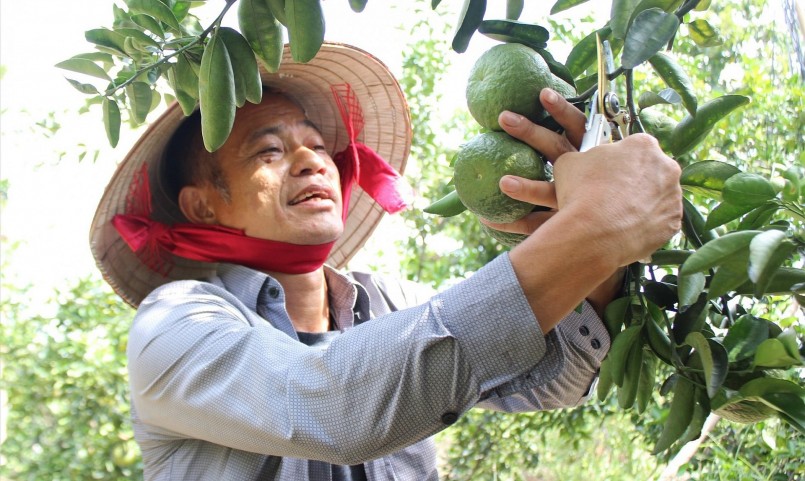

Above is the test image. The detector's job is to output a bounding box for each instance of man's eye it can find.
[257,146,282,158]
[313,145,327,152]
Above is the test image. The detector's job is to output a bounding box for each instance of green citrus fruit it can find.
[638,108,677,153]
[466,43,576,131]
[481,223,529,247]
[453,131,547,223]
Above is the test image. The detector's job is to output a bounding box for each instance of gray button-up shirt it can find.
[127,253,610,480]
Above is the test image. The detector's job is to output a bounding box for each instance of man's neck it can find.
[270,268,330,333]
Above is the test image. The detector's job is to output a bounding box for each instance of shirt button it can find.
[590,339,601,349]
[441,412,459,425]
[268,286,280,298]
[579,325,590,336]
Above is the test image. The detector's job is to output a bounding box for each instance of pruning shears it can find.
[579,34,631,152]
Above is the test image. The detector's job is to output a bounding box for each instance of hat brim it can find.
[90,43,411,307]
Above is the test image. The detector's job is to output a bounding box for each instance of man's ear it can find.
[178,186,217,224]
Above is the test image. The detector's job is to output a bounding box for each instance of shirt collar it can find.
[214,263,364,328]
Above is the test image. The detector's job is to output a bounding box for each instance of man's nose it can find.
[290,146,328,176]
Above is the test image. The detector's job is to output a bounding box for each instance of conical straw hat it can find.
[90,43,411,307]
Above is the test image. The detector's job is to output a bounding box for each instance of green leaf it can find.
[681,196,717,248]
[452,0,486,53]
[55,57,111,81]
[550,0,590,15]
[617,341,643,409]
[723,314,769,362]
[653,376,695,453]
[102,98,121,148]
[607,324,643,387]
[668,94,751,157]
[749,230,796,296]
[66,78,100,95]
[477,20,549,50]
[627,0,683,26]
[268,0,288,26]
[218,27,262,107]
[762,393,805,435]
[680,160,742,198]
[734,267,805,296]
[424,190,467,217]
[740,377,805,398]
[643,281,677,310]
[610,0,641,40]
[125,81,152,124]
[85,28,128,56]
[650,249,692,266]
[116,27,161,49]
[648,52,697,116]
[637,88,681,109]
[753,338,801,368]
[621,9,680,69]
[645,306,673,364]
[685,332,728,398]
[349,0,368,12]
[286,0,325,62]
[704,201,756,230]
[131,13,165,39]
[566,26,611,78]
[679,390,708,444]
[603,296,635,339]
[168,53,199,115]
[721,173,777,208]
[238,0,284,73]
[672,293,707,343]
[597,357,614,402]
[126,0,182,32]
[688,19,722,47]
[199,28,236,152]
[534,48,575,87]
[738,203,779,230]
[677,271,706,308]
[777,328,802,360]
[72,52,115,65]
[707,249,750,300]
[680,230,760,275]
[506,0,524,19]
[172,0,192,22]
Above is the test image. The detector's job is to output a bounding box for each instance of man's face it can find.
[199,93,344,245]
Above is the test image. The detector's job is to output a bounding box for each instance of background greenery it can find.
[1,0,803,479]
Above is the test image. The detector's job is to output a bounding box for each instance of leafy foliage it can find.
[0,275,141,480]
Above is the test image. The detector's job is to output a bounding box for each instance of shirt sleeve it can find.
[127,255,548,466]
[475,298,611,412]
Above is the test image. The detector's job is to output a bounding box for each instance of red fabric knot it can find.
[112,214,173,276]
[331,84,412,215]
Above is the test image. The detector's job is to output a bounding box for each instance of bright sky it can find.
[0,0,602,304]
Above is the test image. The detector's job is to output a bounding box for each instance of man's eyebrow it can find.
[246,120,324,147]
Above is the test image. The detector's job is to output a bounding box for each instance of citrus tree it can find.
[58,0,804,462]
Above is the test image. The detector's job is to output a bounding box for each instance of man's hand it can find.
[495,89,682,332]
[479,88,586,235]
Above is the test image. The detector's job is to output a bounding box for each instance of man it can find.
[90,43,682,480]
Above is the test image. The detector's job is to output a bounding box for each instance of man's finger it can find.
[499,111,575,163]
[499,176,558,209]
[539,88,587,148]
[480,210,555,235]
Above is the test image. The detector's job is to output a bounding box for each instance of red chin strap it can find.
[112,84,412,276]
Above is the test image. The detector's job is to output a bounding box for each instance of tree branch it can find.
[658,413,720,481]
